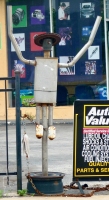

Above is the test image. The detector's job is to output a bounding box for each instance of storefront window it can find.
[6,0,106,107]
[55,0,106,104]
[6,0,50,107]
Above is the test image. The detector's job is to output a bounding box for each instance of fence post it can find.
[15,70,22,190]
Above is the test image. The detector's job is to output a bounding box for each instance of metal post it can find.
[15,70,22,190]
[49,0,55,57]
[36,104,41,124]
[42,104,48,176]
[104,0,109,99]
[5,80,9,185]
[48,104,53,126]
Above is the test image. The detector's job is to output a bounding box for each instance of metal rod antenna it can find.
[7,6,36,66]
[89,16,102,41]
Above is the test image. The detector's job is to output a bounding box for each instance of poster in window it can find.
[12,5,27,28]
[11,33,25,52]
[30,32,46,51]
[85,61,96,75]
[58,27,72,46]
[82,26,92,37]
[12,60,26,78]
[80,2,95,19]
[59,56,75,75]
[30,6,45,25]
[58,2,70,20]
[88,46,100,60]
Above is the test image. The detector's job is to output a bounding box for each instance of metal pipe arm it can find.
[58,16,102,68]
[7,6,36,66]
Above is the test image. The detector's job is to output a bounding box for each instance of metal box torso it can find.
[34,57,58,103]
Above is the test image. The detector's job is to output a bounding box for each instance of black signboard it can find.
[73,100,109,181]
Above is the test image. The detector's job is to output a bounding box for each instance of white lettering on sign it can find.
[82,129,109,162]
[85,107,109,125]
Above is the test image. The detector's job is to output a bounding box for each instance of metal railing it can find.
[0,71,22,190]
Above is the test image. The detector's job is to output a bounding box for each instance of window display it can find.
[56,0,104,83]
[7,0,50,107]
[7,0,106,107]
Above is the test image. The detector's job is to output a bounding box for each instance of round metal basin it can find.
[26,172,65,195]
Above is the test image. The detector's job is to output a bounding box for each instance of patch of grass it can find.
[18,189,27,196]
[0,190,3,198]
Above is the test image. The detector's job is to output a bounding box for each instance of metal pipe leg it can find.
[36,104,41,124]
[48,104,56,140]
[42,104,48,176]
[48,104,53,126]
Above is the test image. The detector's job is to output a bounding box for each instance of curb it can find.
[0,119,73,126]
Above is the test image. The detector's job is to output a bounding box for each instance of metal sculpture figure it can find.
[7,6,101,178]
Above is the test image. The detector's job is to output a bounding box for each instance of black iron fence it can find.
[0,71,22,190]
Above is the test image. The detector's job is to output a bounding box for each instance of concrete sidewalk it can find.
[2,196,109,200]
[0,123,109,198]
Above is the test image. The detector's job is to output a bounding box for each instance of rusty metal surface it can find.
[26,172,65,179]
[48,126,56,140]
[34,33,61,46]
[36,124,43,139]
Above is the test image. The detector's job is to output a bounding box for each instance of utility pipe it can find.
[42,105,48,176]
[58,16,102,68]
[7,6,36,66]
[49,0,55,57]
[104,0,109,99]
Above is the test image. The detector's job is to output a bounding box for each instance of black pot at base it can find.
[26,172,65,195]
